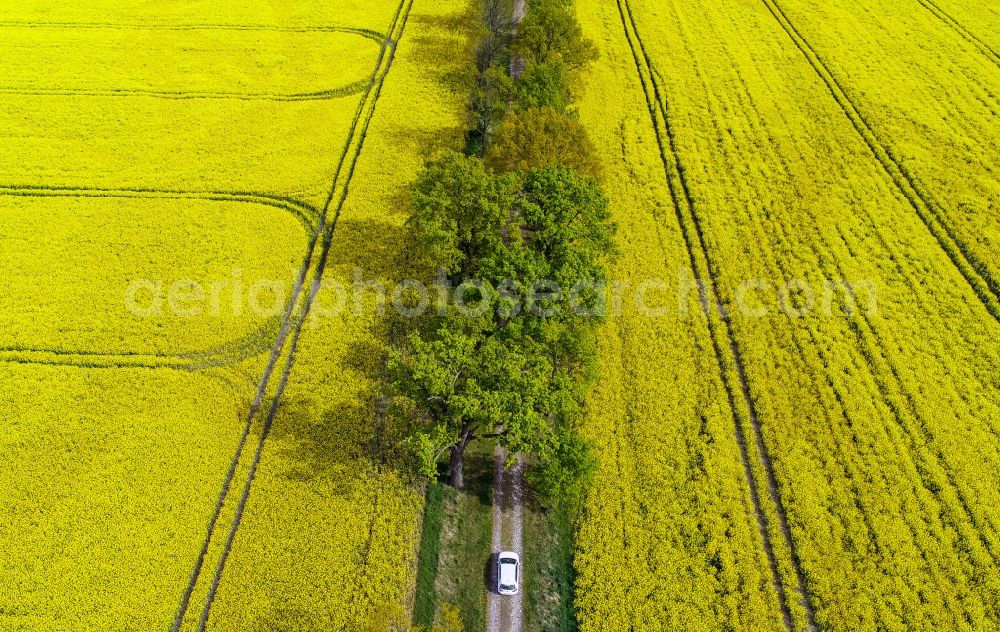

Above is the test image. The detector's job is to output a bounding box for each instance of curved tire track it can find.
[0,21,386,42]
[615,0,818,629]
[0,317,282,372]
[0,22,385,101]
[0,79,372,102]
[0,347,252,372]
[0,184,321,233]
[0,186,318,371]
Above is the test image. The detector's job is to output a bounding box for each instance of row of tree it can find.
[387,0,613,505]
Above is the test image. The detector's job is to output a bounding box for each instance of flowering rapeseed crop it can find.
[0,0,470,629]
[574,0,1000,628]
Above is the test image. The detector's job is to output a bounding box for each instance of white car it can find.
[497,552,520,596]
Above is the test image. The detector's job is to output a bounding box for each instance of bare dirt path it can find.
[510,0,526,78]
[512,0,526,24]
[489,4,527,631]
[487,446,525,632]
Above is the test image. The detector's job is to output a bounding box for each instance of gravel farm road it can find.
[491,2,528,628]
[487,446,525,632]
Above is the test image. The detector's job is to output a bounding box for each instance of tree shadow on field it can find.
[406,5,480,96]
[268,336,418,493]
[394,4,481,160]
[385,119,469,164]
[326,218,410,279]
[268,395,372,498]
[245,605,323,632]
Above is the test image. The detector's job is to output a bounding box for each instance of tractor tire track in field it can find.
[615,0,817,629]
[759,0,1000,325]
[795,217,1000,616]
[0,79,371,102]
[761,0,1000,568]
[0,184,321,232]
[684,9,991,612]
[716,27,997,609]
[177,2,415,629]
[168,6,405,625]
[718,48,992,613]
[0,21,386,43]
[0,22,383,101]
[169,191,331,629]
[698,0,1000,578]
[0,347,251,372]
[0,316,283,371]
[680,21,938,620]
[914,0,1000,69]
[0,187,318,371]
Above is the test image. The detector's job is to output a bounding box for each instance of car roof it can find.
[499,559,517,584]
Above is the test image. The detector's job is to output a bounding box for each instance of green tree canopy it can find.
[515,59,573,112]
[486,107,603,181]
[512,0,598,71]
[468,67,514,155]
[408,152,613,316]
[391,153,615,499]
[407,152,520,278]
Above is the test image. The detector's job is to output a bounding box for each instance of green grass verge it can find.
[413,482,446,627]
[524,495,578,632]
[413,450,579,631]
[413,452,492,631]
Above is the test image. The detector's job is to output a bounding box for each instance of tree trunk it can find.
[449,425,475,489]
[449,442,465,489]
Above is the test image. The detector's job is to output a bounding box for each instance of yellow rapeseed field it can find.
[774,0,1000,317]
[5,0,1000,629]
[927,0,1000,51]
[575,0,1000,629]
[0,0,471,629]
[572,1,786,629]
[189,0,475,627]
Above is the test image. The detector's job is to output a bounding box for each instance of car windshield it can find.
[500,584,515,592]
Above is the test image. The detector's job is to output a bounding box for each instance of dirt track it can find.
[487,446,524,632]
